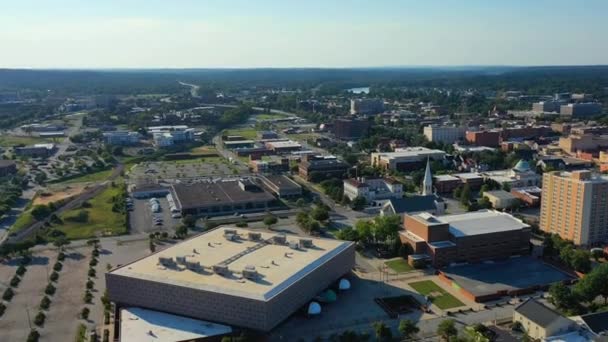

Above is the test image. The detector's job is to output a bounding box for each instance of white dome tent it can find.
[338,278,351,291]
[307,302,322,316]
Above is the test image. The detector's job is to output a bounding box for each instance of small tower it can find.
[422,158,433,195]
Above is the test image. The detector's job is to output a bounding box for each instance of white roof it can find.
[120,307,231,342]
[426,210,529,237]
[434,174,459,182]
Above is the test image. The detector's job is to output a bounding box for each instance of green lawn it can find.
[223,128,258,140]
[409,280,465,309]
[54,168,113,184]
[189,145,218,155]
[54,183,127,240]
[9,208,36,234]
[0,135,53,147]
[255,113,287,120]
[385,258,415,273]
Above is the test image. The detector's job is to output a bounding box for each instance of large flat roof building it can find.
[423,125,466,144]
[371,147,446,172]
[400,210,530,267]
[106,227,355,332]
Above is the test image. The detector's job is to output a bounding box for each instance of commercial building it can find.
[371,147,446,172]
[0,160,17,177]
[170,179,278,217]
[14,144,56,158]
[349,98,384,116]
[259,175,302,199]
[103,131,140,146]
[249,158,289,174]
[333,118,370,140]
[558,134,608,154]
[106,227,355,332]
[482,190,519,210]
[532,100,562,113]
[298,155,349,181]
[258,131,278,140]
[511,187,542,207]
[465,130,500,147]
[560,103,602,117]
[399,210,530,268]
[433,175,462,193]
[264,140,302,154]
[540,170,608,246]
[513,299,575,341]
[343,178,403,202]
[150,125,195,147]
[482,160,541,189]
[423,125,466,144]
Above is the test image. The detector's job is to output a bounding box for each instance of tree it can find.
[53,237,70,252]
[399,319,419,340]
[310,207,329,223]
[182,215,196,228]
[175,225,188,238]
[149,238,156,253]
[570,249,591,273]
[263,214,278,229]
[371,321,392,342]
[437,319,458,341]
[592,249,605,262]
[351,196,366,211]
[336,227,359,242]
[501,182,511,192]
[295,198,306,207]
[575,263,608,304]
[31,205,51,221]
[460,184,471,206]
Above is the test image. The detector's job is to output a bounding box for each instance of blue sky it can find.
[1,0,607,68]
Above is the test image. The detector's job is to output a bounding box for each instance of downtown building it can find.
[540,170,608,246]
[423,125,466,144]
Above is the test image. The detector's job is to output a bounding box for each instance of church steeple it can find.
[422,158,433,195]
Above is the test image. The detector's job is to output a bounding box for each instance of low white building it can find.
[149,125,195,147]
[513,299,575,341]
[482,160,541,189]
[343,178,403,202]
[103,131,140,145]
[423,125,466,144]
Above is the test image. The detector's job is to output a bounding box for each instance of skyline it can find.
[1,0,608,68]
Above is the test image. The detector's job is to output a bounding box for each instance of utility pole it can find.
[26,307,32,330]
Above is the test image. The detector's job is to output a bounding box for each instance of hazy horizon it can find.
[2,0,608,68]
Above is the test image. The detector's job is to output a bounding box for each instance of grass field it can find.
[223,128,258,140]
[189,145,218,155]
[9,208,35,234]
[409,280,465,309]
[385,259,415,273]
[255,113,288,120]
[0,135,53,147]
[54,168,113,184]
[54,183,127,239]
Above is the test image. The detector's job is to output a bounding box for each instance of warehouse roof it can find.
[410,210,528,237]
[120,307,232,341]
[171,180,275,210]
[110,227,353,301]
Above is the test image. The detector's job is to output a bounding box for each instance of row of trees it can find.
[296,205,330,234]
[550,263,608,315]
[544,234,592,273]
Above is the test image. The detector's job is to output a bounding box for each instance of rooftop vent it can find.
[225,233,238,241]
[158,257,175,267]
[273,235,286,245]
[289,241,300,250]
[248,232,262,241]
[185,260,201,271]
[299,239,313,248]
[242,265,258,280]
[212,264,230,276]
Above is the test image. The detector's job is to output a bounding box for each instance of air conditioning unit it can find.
[176,256,187,265]
[213,264,230,276]
[248,232,262,241]
[273,235,286,245]
[289,241,300,250]
[185,260,201,271]
[224,229,237,236]
[299,239,313,248]
[242,265,258,280]
[158,257,175,267]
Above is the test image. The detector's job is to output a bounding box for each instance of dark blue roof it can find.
[386,195,441,214]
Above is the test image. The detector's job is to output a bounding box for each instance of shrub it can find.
[92,249,99,257]
[53,262,62,272]
[50,271,59,282]
[89,258,98,267]
[86,280,94,290]
[39,296,51,310]
[16,265,27,276]
[3,287,14,301]
[27,329,40,342]
[103,329,110,342]
[0,302,6,317]
[34,312,45,326]
[10,275,20,287]
[88,268,96,277]
[104,311,110,325]
[84,291,93,303]
[81,307,90,320]
[45,284,56,296]
[57,252,65,261]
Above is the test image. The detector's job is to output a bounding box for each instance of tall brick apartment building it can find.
[399,210,531,267]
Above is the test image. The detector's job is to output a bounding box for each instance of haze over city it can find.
[2,0,608,68]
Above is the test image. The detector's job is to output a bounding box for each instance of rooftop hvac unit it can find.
[213,264,230,276]
[158,257,175,267]
[225,233,237,241]
[242,265,258,280]
[175,256,187,265]
[289,241,300,250]
[299,239,313,248]
[248,232,262,241]
[273,235,286,245]
[224,229,237,236]
[185,260,201,271]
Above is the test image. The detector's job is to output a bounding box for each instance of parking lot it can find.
[129,159,250,184]
[129,197,181,235]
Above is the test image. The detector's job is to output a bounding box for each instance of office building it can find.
[560,103,602,117]
[333,118,370,140]
[103,131,140,146]
[465,130,501,147]
[349,98,384,116]
[343,178,403,202]
[532,101,562,113]
[540,170,608,246]
[399,210,530,267]
[371,147,446,172]
[298,155,349,181]
[106,227,355,332]
[14,144,56,158]
[423,125,466,144]
[150,125,195,147]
